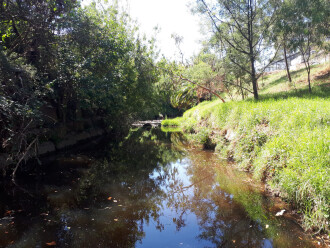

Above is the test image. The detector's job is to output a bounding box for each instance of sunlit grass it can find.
[163,62,330,232]
[259,63,330,95]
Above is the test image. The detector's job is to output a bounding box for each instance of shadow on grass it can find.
[260,67,313,92]
[247,82,330,102]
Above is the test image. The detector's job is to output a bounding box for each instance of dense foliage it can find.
[0,1,169,167]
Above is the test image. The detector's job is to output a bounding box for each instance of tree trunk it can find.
[250,57,259,100]
[248,5,258,101]
[239,77,245,100]
[307,66,311,93]
[300,45,312,94]
[283,40,292,83]
[302,57,312,93]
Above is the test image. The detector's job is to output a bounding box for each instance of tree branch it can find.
[179,75,226,103]
[223,80,253,94]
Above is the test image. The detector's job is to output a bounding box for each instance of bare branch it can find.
[179,75,226,103]
[256,45,281,80]
[223,80,254,94]
[11,138,38,181]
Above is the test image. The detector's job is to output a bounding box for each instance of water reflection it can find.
[165,149,312,248]
[0,128,316,247]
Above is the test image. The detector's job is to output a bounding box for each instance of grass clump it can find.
[161,117,183,127]
[165,63,330,232]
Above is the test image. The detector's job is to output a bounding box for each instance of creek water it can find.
[0,128,318,247]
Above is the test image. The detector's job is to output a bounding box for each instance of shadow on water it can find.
[0,128,318,247]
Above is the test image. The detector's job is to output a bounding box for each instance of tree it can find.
[273,1,293,83]
[282,0,330,93]
[0,0,77,177]
[0,0,163,176]
[221,47,252,100]
[195,0,280,100]
[171,33,186,65]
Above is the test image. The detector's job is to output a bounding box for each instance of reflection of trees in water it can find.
[169,131,190,152]
[0,128,313,247]
[62,128,185,247]
[165,143,311,248]
[0,128,184,248]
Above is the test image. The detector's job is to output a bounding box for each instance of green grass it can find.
[162,62,330,233]
[161,118,184,127]
[260,63,329,95]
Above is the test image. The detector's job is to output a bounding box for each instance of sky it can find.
[127,0,203,61]
[82,0,204,61]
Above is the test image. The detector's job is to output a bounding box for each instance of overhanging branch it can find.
[179,75,226,103]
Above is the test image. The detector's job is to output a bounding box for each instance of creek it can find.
[0,128,317,247]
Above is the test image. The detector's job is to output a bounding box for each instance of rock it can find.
[89,128,104,138]
[38,142,56,155]
[225,129,236,141]
[53,124,68,139]
[67,121,85,132]
[75,131,92,142]
[56,135,77,150]
[95,128,105,136]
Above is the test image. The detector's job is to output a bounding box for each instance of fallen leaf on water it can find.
[107,197,112,200]
[46,241,56,246]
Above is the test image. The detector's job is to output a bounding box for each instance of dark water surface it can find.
[0,128,317,247]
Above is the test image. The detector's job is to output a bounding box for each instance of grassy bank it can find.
[162,64,330,233]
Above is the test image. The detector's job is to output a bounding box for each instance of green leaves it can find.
[0,0,163,157]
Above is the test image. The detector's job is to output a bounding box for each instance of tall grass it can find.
[163,91,330,232]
